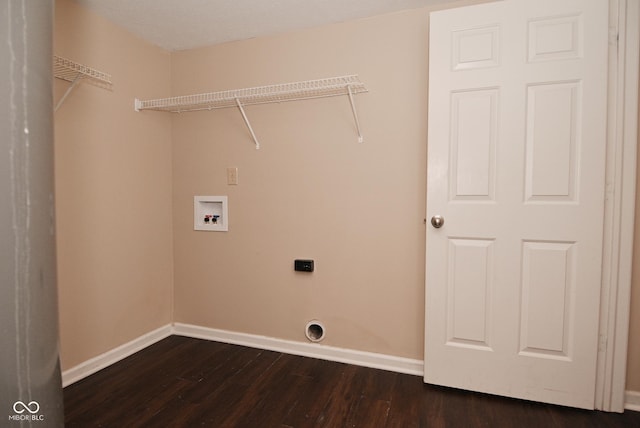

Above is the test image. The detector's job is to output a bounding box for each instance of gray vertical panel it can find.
[0,1,63,426]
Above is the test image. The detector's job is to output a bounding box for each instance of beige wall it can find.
[628,88,640,392]
[54,0,173,370]
[171,2,481,360]
[56,0,640,393]
[171,4,640,389]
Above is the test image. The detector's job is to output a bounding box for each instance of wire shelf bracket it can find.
[134,75,368,149]
[54,55,112,112]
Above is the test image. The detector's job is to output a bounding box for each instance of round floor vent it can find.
[305,320,326,342]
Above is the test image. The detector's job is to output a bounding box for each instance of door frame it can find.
[597,0,639,412]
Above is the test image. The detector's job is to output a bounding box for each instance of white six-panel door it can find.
[425,0,608,409]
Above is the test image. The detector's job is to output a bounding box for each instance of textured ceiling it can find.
[74,0,459,51]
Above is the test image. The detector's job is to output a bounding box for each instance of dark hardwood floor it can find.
[64,335,640,427]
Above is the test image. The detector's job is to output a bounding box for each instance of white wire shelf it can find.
[135,75,366,112]
[134,75,367,149]
[53,55,112,111]
[54,55,112,85]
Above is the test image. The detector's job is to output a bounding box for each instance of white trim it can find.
[173,322,424,376]
[61,324,172,387]
[62,323,423,388]
[625,391,640,412]
[596,0,639,412]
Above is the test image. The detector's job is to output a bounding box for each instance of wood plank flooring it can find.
[64,335,640,427]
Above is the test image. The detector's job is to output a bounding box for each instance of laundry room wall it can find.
[627,93,640,393]
[53,0,640,396]
[54,0,173,371]
[170,2,484,360]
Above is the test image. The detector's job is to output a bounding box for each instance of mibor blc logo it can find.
[9,400,44,422]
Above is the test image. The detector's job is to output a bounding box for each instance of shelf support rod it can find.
[55,73,82,112]
[235,97,260,150]
[346,85,364,143]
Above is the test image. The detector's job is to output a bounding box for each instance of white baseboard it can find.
[625,390,640,412]
[173,322,424,377]
[62,323,423,387]
[60,322,640,412]
[61,324,173,387]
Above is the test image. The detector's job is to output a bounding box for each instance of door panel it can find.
[519,240,574,358]
[450,89,498,200]
[525,81,580,201]
[425,0,608,409]
[446,238,494,349]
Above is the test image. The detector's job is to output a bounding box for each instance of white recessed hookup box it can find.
[194,196,228,231]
